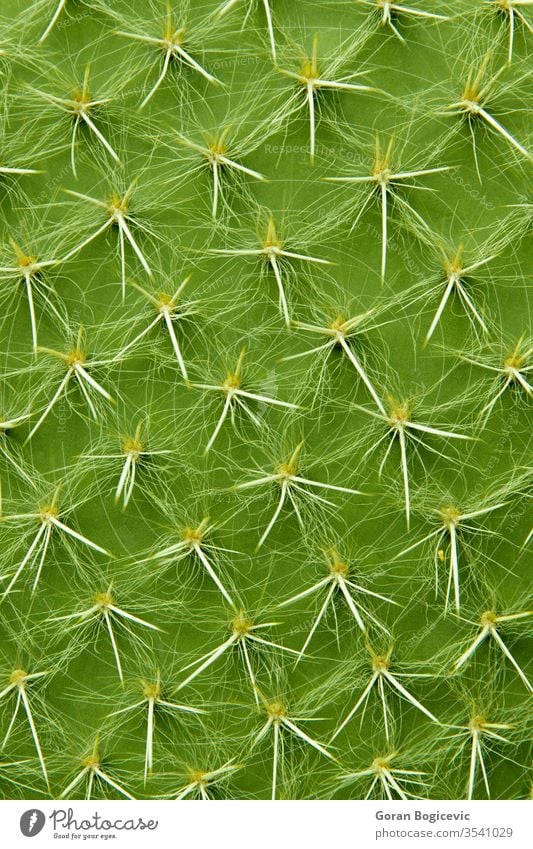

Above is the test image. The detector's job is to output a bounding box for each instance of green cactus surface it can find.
[0,0,531,802]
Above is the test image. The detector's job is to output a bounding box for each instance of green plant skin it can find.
[0,0,530,801]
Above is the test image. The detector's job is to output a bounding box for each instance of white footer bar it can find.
[0,800,529,848]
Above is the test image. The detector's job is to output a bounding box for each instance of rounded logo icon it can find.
[20,810,46,837]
